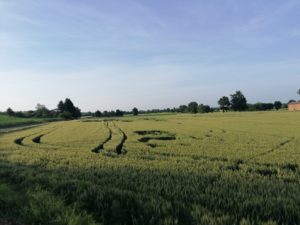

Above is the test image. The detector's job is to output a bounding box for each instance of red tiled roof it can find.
[288,102,300,105]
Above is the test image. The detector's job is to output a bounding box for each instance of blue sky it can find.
[0,0,300,111]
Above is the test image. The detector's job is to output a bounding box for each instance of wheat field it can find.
[0,111,300,225]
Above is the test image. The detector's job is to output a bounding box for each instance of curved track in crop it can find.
[92,121,127,155]
[14,125,59,147]
[246,137,295,161]
[92,122,112,153]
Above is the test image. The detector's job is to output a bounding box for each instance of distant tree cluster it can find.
[35,104,52,117]
[6,105,56,118]
[176,91,248,114]
[5,89,297,120]
[177,102,212,114]
[57,98,81,120]
[217,91,288,112]
[5,98,81,121]
[92,107,139,118]
[247,102,282,111]
[217,91,248,112]
[92,109,124,118]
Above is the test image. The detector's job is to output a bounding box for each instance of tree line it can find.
[177,90,296,114]
[4,89,299,120]
[5,98,81,120]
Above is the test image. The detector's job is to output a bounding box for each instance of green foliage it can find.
[57,98,81,120]
[6,108,15,117]
[198,104,211,113]
[35,103,52,118]
[115,109,124,117]
[252,103,274,111]
[132,107,139,116]
[274,101,282,110]
[218,96,230,112]
[230,91,248,111]
[179,105,188,113]
[95,110,102,117]
[188,102,198,113]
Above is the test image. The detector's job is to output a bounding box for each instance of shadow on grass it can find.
[0,158,300,225]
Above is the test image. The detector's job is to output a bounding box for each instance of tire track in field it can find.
[14,125,58,146]
[246,137,295,161]
[31,126,60,144]
[115,126,127,155]
[14,128,50,146]
[92,121,112,153]
[92,121,127,155]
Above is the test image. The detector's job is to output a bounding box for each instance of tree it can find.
[132,107,139,116]
[179,105,188,113]
[95,110,102,117]
[74,107,81,118]
[274,101,282,110]
[116,109,124,117]
[198,104,211,113]
[35,103,50,117]
[218,96,230,112]
[6,108,15,117]
[188,102,198,113]
[253,103,274,111]
[64,98,76,115]
[230,91,247,111]
[57,100,64,113]
[60,111,73,120]
[57,98,81,119]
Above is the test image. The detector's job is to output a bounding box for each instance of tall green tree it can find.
[57,98,81,119]
[188,102,198,113]
[94,110,102,117]
[230,91,248,111]
[57,100,64,113]
[6,108,15,117]
[64,98,76,115]
[218,96,230,112]
[132,107,139,116]
[274,101,282,110]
